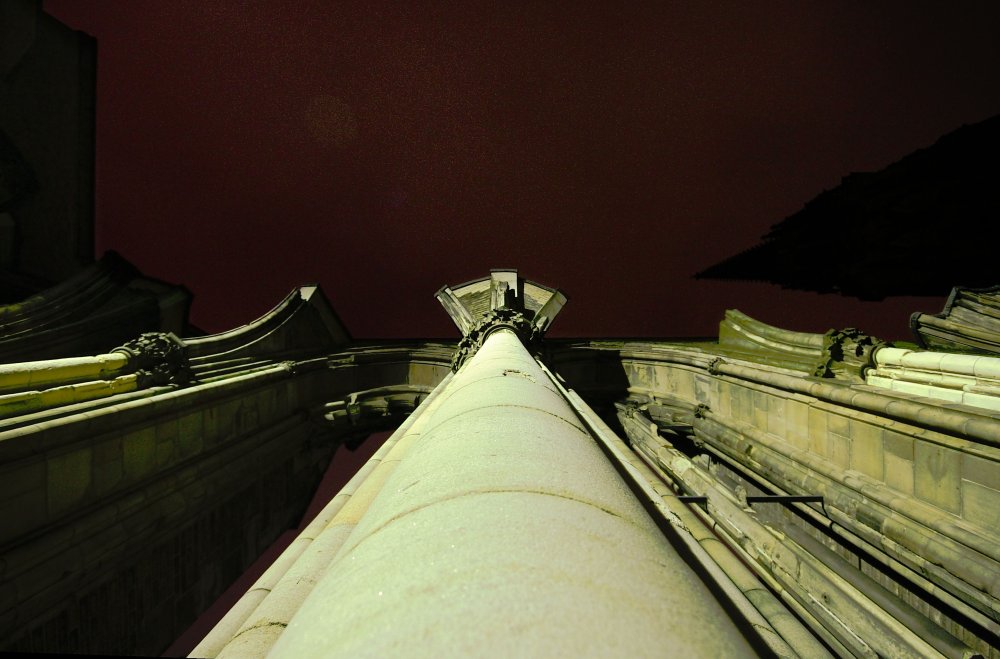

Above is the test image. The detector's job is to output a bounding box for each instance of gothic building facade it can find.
[1,267,1000,657]
[4,2,1000,656]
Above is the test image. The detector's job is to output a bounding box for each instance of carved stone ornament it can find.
[451,308,542,371]
[112,332,190,386]
[820,328,888,381]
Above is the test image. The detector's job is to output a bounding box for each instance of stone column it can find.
[267,323,755,656]
[0,353,129,393]
[0,331,186,393]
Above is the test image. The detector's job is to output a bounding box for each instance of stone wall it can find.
[0,281,453,656]
[588,343,1000,656]
[1,365,337,654]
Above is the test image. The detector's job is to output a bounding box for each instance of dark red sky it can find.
[43,1,1000,341]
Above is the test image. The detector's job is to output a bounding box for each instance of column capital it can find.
[436,270,567,370]
[450,308,541,371]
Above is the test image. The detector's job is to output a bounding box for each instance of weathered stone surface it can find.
[0,285,451,655]
[914,442,962,514]
[866,346,1000,414]
[5,264,1000,658]
[550,328,1000,656]
[962,479,1000,529]
[267,330,754,658]
[849,421,885,481]
[47,446,92,516]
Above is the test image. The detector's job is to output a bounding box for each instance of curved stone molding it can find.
[0,334,190,421]
[613,402,960,658]
[718,309,886,380]
[718,308,827,374]
[0,352,134,420]
[911,284,1000,355]
[320,384,435,432]
[184,285,350,370]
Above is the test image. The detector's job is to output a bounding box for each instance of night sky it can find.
[41,1,1000,343]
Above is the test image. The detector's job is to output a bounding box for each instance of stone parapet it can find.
[0,334,187,420]
[718,309,887,381]
[576,338,1000,656]
[867,346,1000,412]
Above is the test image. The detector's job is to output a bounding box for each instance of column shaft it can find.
[269,330,756,657]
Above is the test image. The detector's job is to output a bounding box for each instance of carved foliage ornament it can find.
[112,332,190,386]
[820,328,888,380]
[451,308,542,371]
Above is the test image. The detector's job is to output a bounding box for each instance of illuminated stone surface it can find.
[2,273,999,657]
[268,330,753,657]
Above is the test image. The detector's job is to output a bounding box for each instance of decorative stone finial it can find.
[820,328,888,381]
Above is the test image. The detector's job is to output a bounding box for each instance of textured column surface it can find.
[269,329,755,657]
